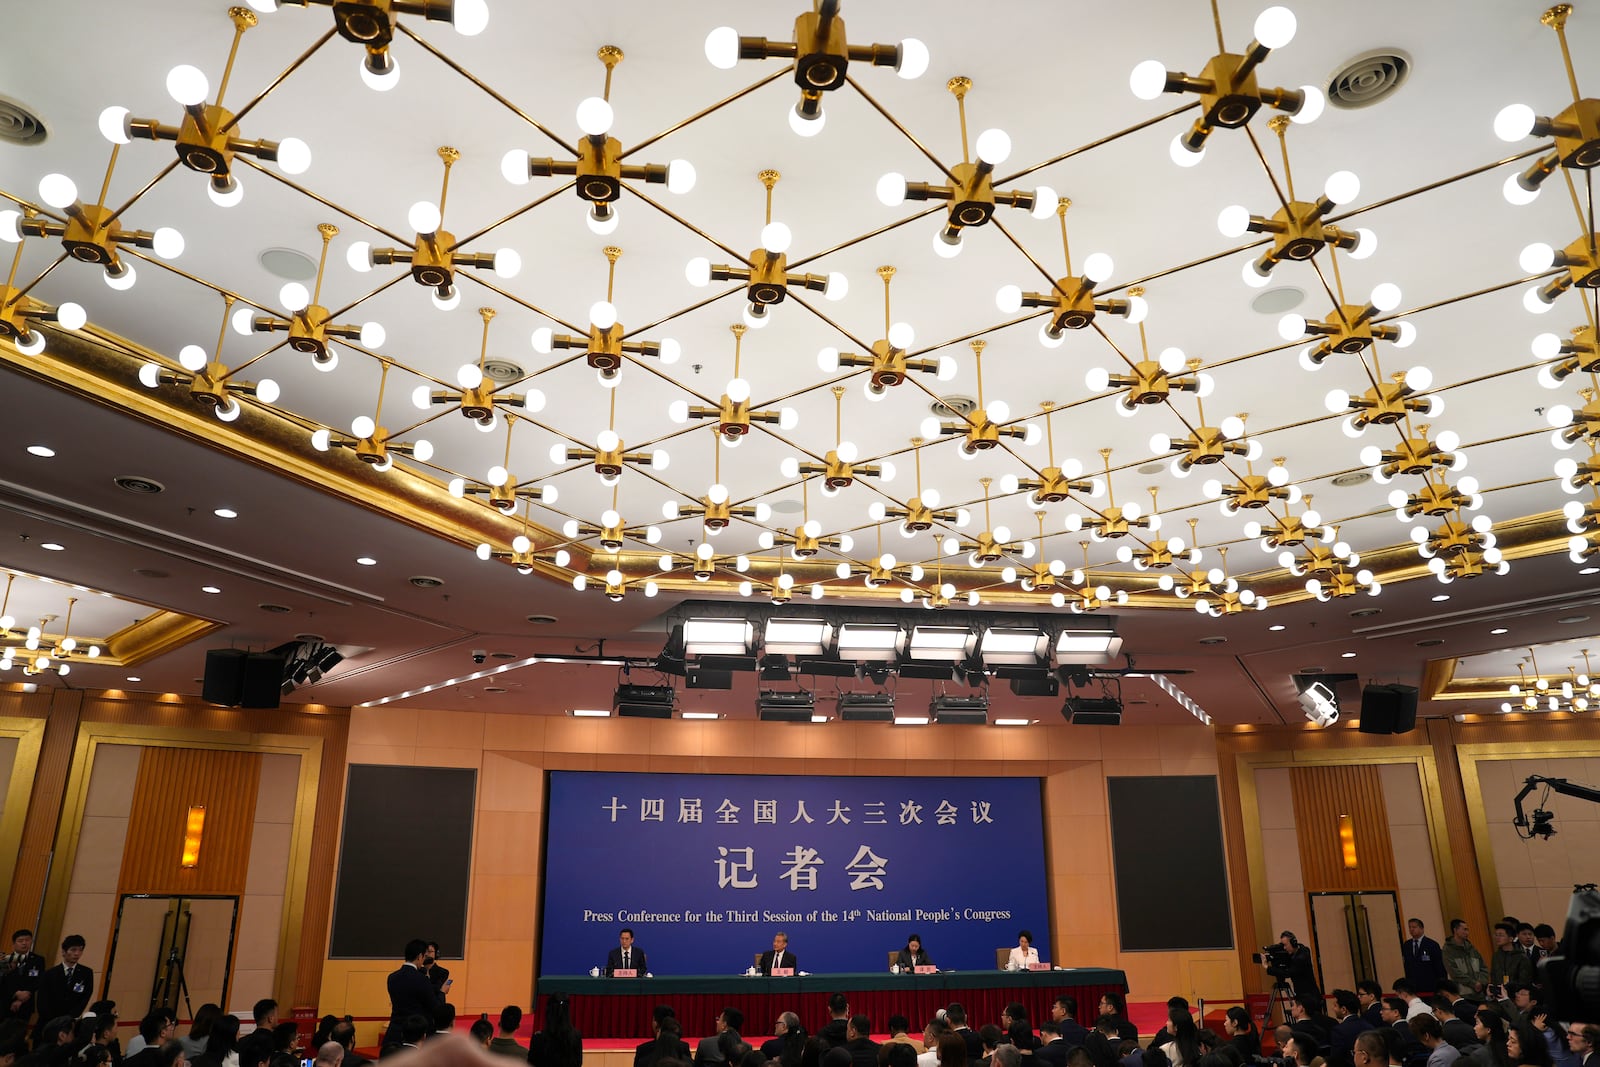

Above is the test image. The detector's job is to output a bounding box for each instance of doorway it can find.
[1308,891,1405,993]
[103,895,239,1016]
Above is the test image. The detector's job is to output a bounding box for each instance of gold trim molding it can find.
[0,716,47,922]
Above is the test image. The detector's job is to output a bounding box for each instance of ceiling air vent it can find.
[0,95,48,145]
[1327,50,1411,110]
[930,395,977,418]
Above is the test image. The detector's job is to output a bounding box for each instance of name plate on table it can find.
[612,969,638,978]
[1028,962,1052,971]
[771,967,796,977]
[915,965,938,975]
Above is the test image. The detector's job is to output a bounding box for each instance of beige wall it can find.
[233,751,302,1012]
[1380,763,1446,935]
[1475,756,1600,927]
[59,743,140,978]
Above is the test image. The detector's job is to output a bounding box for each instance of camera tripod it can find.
[151,944,194,1019]
[1261,981,1296,1030]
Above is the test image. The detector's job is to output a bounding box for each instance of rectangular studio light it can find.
[181,805,206,868]
[981,627,1049,665]
[757,690,816,722]
[930,694,989,725]
[682,618,754,657]
[1055,618,1123,664]
[908,625,975,662]
[681,711,722,720]
[763,618,831,656]
[836,623,904,662]
[615,684,676,719]
[838,691,895,721]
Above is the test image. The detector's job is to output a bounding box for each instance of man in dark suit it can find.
[634,1008,691,1067]
[761,1013,800,1060]
[843,1015,878,1067]
[946,1005,983,1062]
[331,1021,372,1067]
[1034,1022,1070,1067]
[386,940,443,1046]
[422,942,450,995]
[1049,997,1089,1050]
[33,935,92,1042]
[1402,920,1448,995]
[606,929,648,977]
[1,929,47,1024]
[1328,990,1375,1067]
[758,933,796,975]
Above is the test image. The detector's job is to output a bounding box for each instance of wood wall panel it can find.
[120,747,262,894]
[1289,764,1397,891]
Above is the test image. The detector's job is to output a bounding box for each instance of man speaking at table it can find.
[606,928,648,977]
[758,933,797,975]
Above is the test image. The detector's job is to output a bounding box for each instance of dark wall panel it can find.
[1107,775,1234,951]
[330,765,475,958]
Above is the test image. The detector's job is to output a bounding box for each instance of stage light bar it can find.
[930,693,989,724]
[757,689,816,722]
[1062,696,1123,725]
[908,625,974,661]
[837,623,904,661]
[1054,618,1123,664]
[570,708,612,717]
[758,654,792,681]
[615,683,676,718]
[838,690,895,721]
[994,718,1034,726]
[980,627,1048,665]
[681,711,722,720]
[683,617,754,656]
[763,617,831,656]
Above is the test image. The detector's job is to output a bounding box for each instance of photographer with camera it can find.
[1261,931,1323,1003]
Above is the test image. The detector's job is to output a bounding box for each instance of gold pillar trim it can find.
[1421,657,1459,700]
[0,716,48,922]
[38,719,322,1011]
[1231,746,1460,957]
[102,610,226,667]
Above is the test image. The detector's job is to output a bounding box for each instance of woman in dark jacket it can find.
[191,1016,240,1067]
[1222,1009,1259,1062]
[528,995,582,1067]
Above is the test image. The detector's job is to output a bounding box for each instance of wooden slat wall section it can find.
[119,747,261,894]
[1288,764,1398,892]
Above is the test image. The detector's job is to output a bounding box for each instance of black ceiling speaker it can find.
[1358,683,1419,734]
[202,648,285,709]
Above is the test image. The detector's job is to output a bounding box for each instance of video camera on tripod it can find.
[1252,943,1292,968]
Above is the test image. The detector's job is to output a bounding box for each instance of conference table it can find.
[536,968,1128,1039]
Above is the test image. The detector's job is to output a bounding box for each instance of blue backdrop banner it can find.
[540,770,1050,975]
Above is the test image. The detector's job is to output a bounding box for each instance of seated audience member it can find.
[1412,1015,1458,1067]
[158,1042,188,1067]
[1035,1024,1069,1067]
[238,1003,280,1067]
[918,1022,951,1067]
[528,996,583,1067]
[945,1008,981,1065]
[269,1022,303,1067]
[881,1046,916,1067]
[191,1015,239,1067]
[491,1008,528,1058]
[1051,999,1088,1051]
[845,1019,879,1067]
[743,1051,770,1067]
[382,1017,429,1060]
[435,1006,457,1038]
[470,1021,494,1049]
[181,1009,223,1062]
[821,1047,852,1067]
[1147,1000,1192,1055]
[1504,1022,1552,1067]
[314,1043,344,1067]
[1082,1020,1121,1067]
[697,1010,745,1067]
[126,1015,179,1067]
[1466,1011,1509,1067]
[1392,981,1430,1022]
[821,999,852,1051]
[1097,996,1137,1045]
[976,1027,1003,1066]
[991,1049,1021,1067]
[1196,1053,1235,1067]
[1066,1051,1094,1067]
[1222,1009,1259,1062]
[634,1010,686,1067]
[1357,984,1386,1029]
[1120,1039,1146,1067]
[1289,996,1334,1048]
[312,1019,339,1053]
[1378,999,1422,1065]
[1144,1048,1172,1067]
[330,1024,368,1067]
[763,1016,802,1061]
[127,1012,176,1060]
[1159,1008,1200,1067]
[1432,1001,1475,1051]
[1353,1033,1388,1067]
[1564,1024,1595,1067]
[1331,990,1377,1067]
[1001,1005,1037,1053]
[1283,1030,1323,1067]
[882,1019,919,1055]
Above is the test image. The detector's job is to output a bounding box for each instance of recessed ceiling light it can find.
[1331,470,1371,487]
[1250,286,1304,314]
[681,711,721,719]
[1490,627,1508,635]
[356,556,378,566]
[214,507,238,519]
[126,676,141,682]
[1558,614,1590,624]
[1341,651,1357,658]
[1432,594,1450,602]
[570,708,611,717]
[1580,566,1600,575]
[40,543,64,551]
[201,585,221,593]
[1269,624,1286,631]
[994,718,1033,726]
[258,247,318,280]
[26,445,55,457]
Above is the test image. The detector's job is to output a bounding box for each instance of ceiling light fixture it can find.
[781,385,892,495]
[415,306,542,427]
[452,416,556,515]
[1116,488,1201,571]
[551,379,669,485]
[0,217,86,355]
[943,477,1034,568]
[503,46,694,233]
[475,500,571,575]
[999,200,1134,344]
[573,567,658,602]
[10,155,183,290]
[138,293,280,422]
[309,362,430,469]
[869,439,971,537]
[759,478,854,560]
[250,0,490,89]
[1066,449,1160,542]
[664,420,774,533]
[686,170,845,326]
[1130,5,1325,166]
[0,595,102,678]
[921,340,1038,454]
[238,224,383,371]
[821,265,955,399]
[533,246,681,388]
[669,323,794,444]
[999,403,1101,508]
[1149,382,1258,477]
[879,77,1055,258]
[705,1,928,133]
[1495,5,1600,206]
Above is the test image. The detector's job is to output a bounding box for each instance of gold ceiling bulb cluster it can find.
[1002,514,1066,590]
[759,481,855,559]
[1064,541,1126,613]
[243,224,385,372]
[1388,475,1484,523]
[920,341,1039,455]
[9,148,184,291]
[657,536,761,588]
[1285,285,1417,371]
[1502,646,1598,712]
[942,478,1035,568]
[1289,522,1378,600]
[1115,489,1201,570]
[1219,118,1372,288]
[998,405,1102,508]
[246,0,489,90]
[109,7,312,208]
[1189,546,1268,617]
[1149,397,1258,477]
[1517,233,1600,314]
[879,77,1057,259]
[820,266,957,399]
[1129,2,1325,166]
[687,171,846,328]
[562,485,661,554]
[1559,441,1600,562]
[916,545,981,610]
[474,503,571,574]
[704,0,929,136]
[449,416,555,513]
[1304,555,1381,601]
[1496,5,1600,205]
[0,597,102,678]
[0,574,15,637]
[1535,327,1600,387]
[0,217,86,355]
[1245,492,1336,560]
[551,389,669,486]
[347,146,519,310]
[1329,364,1445,438]
[535,247,681,389]
[1083,294,1205,412]
[669,324,795,443]
[1413,507,1509,583]
[837,525,926,589]
[782,385,893,495]
[573,567,658,602]
[1359,423,1469,485]
[1546,384,1600,453]
[999,201,1135,347]
[1203,449,1301,516]
[870,440,970,535]
[139,294,281,422]
[1065,450,1161,541]
[416,307,543,427]
[503,46,695,234]
[310,361,431,468]
[663,428,774,531]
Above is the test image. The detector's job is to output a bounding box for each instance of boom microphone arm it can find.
[1512,775,1600,839]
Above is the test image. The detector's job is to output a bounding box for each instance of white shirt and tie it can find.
[622,948,632,969]
[771,949,784,970]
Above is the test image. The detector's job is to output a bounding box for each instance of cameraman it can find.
[1262,931,1322,1002]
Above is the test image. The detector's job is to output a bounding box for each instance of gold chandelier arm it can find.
[1243,125,1293,217]
[237,156,415,247]
[622,67,790,161]
[996,102,1199,187]
[787,203,944,271]
[617,282,747,343]
[783,289,876,354]
[619,181,753,268]
[988,215,1062,290]
[2,252,70,312]
[100,159,182,229]
[845,76,961,186]
[446,179,574,255]
[218,25,339,135]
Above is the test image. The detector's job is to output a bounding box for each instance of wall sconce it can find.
[181,805,207,868]
[1338,813,1358,869]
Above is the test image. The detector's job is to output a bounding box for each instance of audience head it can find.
[1054,997,1077,1021]
[544,995,575,1037]
[330,1023,356,1053]
[883,1045,916,1067]
[1509,1021,1554,1067]
[190,1005,222,1040]
[403,939,429,964]
[205,1016,240,1057]
[1411,1015,1441,1045]
[1567,1025,1596,1057]
[822,1048,852,1067]
[400,1015,429,1046]
[253,1000,279,1028]
[1379,998,1405,1024]
[979,1025,1003,1051]
[1065,1051,1092,1067]
[1223,1007,1254,1037]
[1437,979,1460,998]
[469,1020,493,1047]
[1391,979,1415,999]
[315,1042,345,1067]
[272,1022,300,1053]
[1475,1010,1507,1048]
[1493,923,1517,948]
[1099,993,1127,1018]
[434,1004,456,1033]
[847,1017,870,1042]
[1534,923,1558,949]
[887,1016,909,1037]
[62,934,86,955]
[945,1006,967,1028]
[1352,1031,1386,1067]
[1039,1022,1060,1041]
[830,995,850,1018]
[724,1009,745,1034]
[158,1041,187,1067]
[991,1048,1021,1067]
